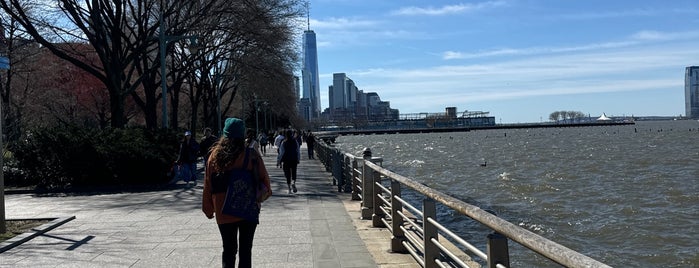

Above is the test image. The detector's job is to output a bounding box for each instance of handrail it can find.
[313,138,611,268]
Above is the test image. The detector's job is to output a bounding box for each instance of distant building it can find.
[324,73,399,122]
[301,30,321,119]
[686,66,699,118]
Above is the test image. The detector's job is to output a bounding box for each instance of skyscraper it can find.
[686,66,699,118]
[302,29,321,119]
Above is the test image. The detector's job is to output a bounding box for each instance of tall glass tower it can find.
[302,30,321,119]
[685,66,699,118]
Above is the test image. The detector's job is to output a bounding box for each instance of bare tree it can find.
[0,0,217,128]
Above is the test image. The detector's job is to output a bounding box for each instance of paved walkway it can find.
[1,144,419,268]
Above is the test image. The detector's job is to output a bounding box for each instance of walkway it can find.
[1,143,418,267]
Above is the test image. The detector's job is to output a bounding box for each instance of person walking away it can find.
[203,117,272,268]
[294,130,303,147]
[273,131,285,154]
[257,132,268,156]
[246,130,263,157]
[200,127,218,167]
[277,129,300,194]
[305,132,315,159]
[177,131,200,185]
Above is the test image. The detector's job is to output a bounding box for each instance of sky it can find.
[301,0,699,123]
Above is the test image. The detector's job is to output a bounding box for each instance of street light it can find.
[159,2,198,129]
[0,51,8,234]
[214,73,235,137]
[253,97,268,139]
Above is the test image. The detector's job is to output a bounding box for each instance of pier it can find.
[317,121,635,142]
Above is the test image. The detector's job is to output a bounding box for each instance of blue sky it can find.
[302,0,699,123]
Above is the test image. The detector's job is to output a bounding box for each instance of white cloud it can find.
[391,1,507,16]
[340,43,698,114]
[442,30,699,60]
[309,17,380,30]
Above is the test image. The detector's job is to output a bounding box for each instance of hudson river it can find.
[332,120,698,267]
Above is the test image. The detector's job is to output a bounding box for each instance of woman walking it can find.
[277,129,300,194]
[203,118,272,268]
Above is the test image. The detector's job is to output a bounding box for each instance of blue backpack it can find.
[212,149,260,223]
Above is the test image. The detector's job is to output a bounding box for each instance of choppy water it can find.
[333,120,699,267]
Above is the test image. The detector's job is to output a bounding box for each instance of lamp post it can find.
[253,97,268,139]
[159,2,198,129]
[214,73,236,137]
[0,54,8,234]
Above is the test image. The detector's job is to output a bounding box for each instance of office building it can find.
[302,30,321,119]
[686,66,699,118]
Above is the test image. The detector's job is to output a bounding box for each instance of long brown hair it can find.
[209,137,245,172]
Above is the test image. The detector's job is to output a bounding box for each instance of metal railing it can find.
[314,139,611,268]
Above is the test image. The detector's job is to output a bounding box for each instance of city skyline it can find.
[303,0,699,123]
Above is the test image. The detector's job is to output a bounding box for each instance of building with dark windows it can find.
[686,66,699,118]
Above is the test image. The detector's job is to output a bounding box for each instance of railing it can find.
[314,139,611,268]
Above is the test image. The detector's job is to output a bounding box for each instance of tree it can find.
[0,0,215,128]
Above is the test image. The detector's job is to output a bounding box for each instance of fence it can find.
[314,139,611,268]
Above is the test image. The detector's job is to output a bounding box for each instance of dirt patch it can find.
[0,220,51,242]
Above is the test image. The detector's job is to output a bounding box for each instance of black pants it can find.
[218,221,257,268]
[282,161,298,185]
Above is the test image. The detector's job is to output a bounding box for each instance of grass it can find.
[0,220,51,242]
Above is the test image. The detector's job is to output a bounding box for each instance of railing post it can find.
[487,233,510,268]
[424,198,439,268]
[351,157,361,200]
[332,148,343,192]
[360,148,373,219]
[487,209,510,268]
[371,166,384,227]
[343,155,352,192]
[390,180,407,253]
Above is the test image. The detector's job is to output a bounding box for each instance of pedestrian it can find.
[305,132,315,159]
[277,129,300,194]
[273,131,285,154]
[203,117,272,268]
[246,129,263,157]
[294,130,303,147]
[200,127,218,167]
[176,131,200,185]
[257,132,268,156]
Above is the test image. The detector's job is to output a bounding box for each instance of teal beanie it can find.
[223,117,245,139]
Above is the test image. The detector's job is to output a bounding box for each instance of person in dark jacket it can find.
[177,131,200,185]
[305,132,315,159]
[199,127,217,166]
[277,129,300,194]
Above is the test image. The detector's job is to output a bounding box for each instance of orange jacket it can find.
[202,149,272,224]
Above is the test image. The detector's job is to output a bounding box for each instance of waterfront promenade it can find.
[1,144,419,267]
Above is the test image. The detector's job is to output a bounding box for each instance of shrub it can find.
[8,125,181,190]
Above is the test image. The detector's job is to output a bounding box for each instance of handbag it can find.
[221,149,261,223]
[251,155,271,203]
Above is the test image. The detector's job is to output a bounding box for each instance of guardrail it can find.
[314,138,611,268]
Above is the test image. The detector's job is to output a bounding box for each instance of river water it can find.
[332,120,699,267]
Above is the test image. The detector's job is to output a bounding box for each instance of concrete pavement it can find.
[1,143,419,268]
